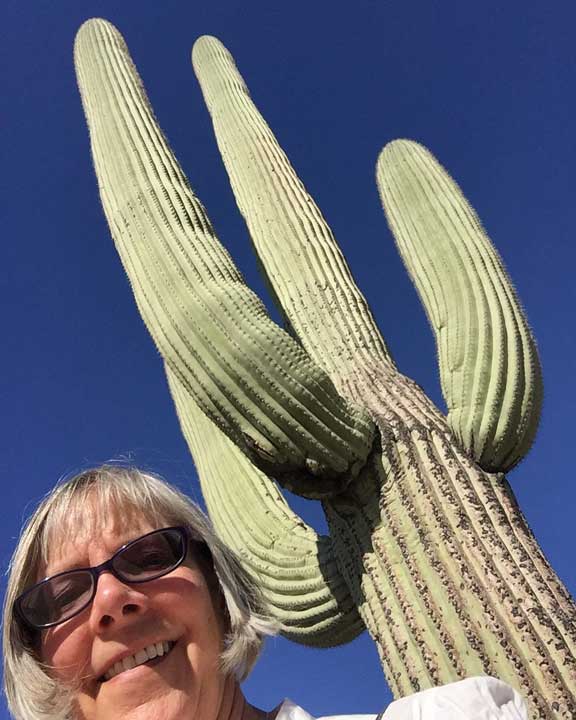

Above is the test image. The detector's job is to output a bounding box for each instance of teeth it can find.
[134,649,148,665]
[122,655,136,672]
[103,641,174,681]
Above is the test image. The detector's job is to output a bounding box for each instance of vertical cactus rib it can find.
[191,36,393,391]
[377,140,543,473]
[166,367,365,646]
[74,19,375,490]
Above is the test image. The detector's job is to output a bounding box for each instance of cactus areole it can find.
[74,18,575,718]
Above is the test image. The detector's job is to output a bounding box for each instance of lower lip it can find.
[101,642,177,686]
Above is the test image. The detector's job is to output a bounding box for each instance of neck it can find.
[215,676,269,720]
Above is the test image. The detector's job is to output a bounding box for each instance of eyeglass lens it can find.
[112,529,185,581]
[18,528,186,628]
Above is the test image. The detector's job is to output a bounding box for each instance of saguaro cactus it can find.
[74,18,575,718]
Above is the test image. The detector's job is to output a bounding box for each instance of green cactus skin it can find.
[74,18,575,718]
[167,366,365,646]
[377,141,543,473]
[73,18,374,500]
[191,36,394,385]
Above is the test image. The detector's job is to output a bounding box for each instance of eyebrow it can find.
[43,558,90,577]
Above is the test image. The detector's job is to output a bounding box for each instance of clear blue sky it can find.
[2,1,575,718]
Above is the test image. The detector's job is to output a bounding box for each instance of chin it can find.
[77,688,193,720]
[78,652,187,718]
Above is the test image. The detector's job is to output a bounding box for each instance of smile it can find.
[101,640,176,682]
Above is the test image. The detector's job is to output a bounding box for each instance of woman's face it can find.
[39,513,225,720]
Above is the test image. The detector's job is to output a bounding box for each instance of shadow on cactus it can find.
[74,18,575,718]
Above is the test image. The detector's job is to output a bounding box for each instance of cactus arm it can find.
[376,140,543,472]
[191,36,393,390]
[74,19,375,493]
[166,366,364,646]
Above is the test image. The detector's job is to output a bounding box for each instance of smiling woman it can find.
[3,466,277,720]
[3,466,530,720]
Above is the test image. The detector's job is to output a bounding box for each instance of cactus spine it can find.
[74,19,575,718]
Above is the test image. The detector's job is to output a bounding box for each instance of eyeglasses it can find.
[15,526,190,630]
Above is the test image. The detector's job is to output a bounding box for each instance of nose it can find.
[89,571,150,632]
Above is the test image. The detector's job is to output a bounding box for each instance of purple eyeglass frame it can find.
[14,526,190,630]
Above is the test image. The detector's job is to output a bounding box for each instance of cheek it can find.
[174,570,225,654]
[184,608,224,681]
[41,624,91,682]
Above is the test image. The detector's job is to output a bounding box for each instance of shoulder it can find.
[277,676,528,720]
[276,698,377,720]
[381,676,528,720]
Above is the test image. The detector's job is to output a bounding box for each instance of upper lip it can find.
[96,638,176,681]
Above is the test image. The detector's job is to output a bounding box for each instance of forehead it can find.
[41,494,170,576]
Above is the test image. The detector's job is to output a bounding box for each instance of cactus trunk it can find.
[323,366,575,714]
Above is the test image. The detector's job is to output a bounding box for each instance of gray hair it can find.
[3,465,277,720]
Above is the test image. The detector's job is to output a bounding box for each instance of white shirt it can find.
[275,677,528,720]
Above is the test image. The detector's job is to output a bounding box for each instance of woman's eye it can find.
[53,585,79,607]
[139,551,166,567]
